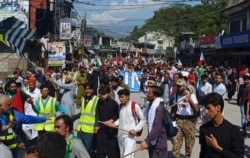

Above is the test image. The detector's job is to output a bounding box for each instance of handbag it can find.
[165,109,178,137]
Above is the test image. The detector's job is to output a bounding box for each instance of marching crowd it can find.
[0,60,248,158]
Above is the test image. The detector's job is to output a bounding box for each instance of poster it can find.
[60,18,71,40]
[84,35,92,47]
[48,42,66,66]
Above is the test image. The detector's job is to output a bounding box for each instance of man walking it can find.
[109,89,146,158]
[32,85,68,135]
[75,83,99,158]
[237,75,250,136]
[54,115,90,158]
[96,87,120,158]
[171,79,199,158]
[140,86,168,158]
[197,74,213,124]
[213,73,227,98]
[199,92,244,158]
[52,75,76,116]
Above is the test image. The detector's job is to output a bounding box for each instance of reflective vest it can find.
[77,96,99,133]
[0,110,17,150]
[35,97,56,132]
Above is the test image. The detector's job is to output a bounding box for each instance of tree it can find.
[124,2,229,43]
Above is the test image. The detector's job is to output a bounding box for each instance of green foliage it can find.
[124,1,229,42]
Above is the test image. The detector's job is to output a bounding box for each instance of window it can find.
[157,40,163,44]
[242,16,247,31]
[230,20,241,33]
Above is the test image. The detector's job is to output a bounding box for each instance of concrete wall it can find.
[0,53,28,83]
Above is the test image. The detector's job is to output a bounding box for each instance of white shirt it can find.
[176,94,198,116]
[198,82,212,96]
[114,101,146,137]
[24,88,41,116]
[213,83,226,97]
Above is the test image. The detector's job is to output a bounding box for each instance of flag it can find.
[119,71,142,92]
[95,56,102,67]
[0,16,36,56]
[119,47,122,54]
[198,52,205,66]
[177,59,182,66]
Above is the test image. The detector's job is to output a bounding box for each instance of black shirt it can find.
[199,119,244,158]
[97,98,119,134]
[97,98,119,122]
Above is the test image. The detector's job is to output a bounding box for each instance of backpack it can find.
[131,102,143,137]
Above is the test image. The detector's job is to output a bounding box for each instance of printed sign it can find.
[60,18,71,40]
[48,42,66,66]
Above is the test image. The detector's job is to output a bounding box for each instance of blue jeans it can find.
[240,104,247,131]
[77,131,95,157]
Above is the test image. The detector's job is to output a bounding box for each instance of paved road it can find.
[18,92,250,157]
[131,93,250,158]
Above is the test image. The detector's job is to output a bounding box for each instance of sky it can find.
[73,0,201,38]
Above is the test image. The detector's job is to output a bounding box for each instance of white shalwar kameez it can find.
[114,101,146,158]
[23,88,41,140]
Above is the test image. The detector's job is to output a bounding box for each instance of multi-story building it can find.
[136,30,175,56]
[215,0,250,68]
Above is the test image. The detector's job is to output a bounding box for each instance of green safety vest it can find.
[77,96,99,134]
[34,97,56,132]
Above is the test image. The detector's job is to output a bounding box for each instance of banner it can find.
[0,17,35,55]
[119,71,142,92]
[48,42,66,66]
[0,0,29,25]
[60,18,71,40]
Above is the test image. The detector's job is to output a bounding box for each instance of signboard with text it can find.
[216,30,250,49]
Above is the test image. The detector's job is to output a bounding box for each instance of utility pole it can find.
[74,1,94,58]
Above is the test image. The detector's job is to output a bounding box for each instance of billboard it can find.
[48,42,66,66]
[0,0,29,26]
[60,18,71,40]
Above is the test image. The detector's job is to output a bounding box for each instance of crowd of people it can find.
[0,60,248,158]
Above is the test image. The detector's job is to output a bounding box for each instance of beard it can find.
[8,89,17,95]
[112,85,118,90]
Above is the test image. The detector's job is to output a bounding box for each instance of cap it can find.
[176,79,187,86]
[26,71,32,75]
[28,78,36,84]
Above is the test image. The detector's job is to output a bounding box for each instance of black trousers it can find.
[96,129,120,158]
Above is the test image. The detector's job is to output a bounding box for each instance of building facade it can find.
[215,0,250,68]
